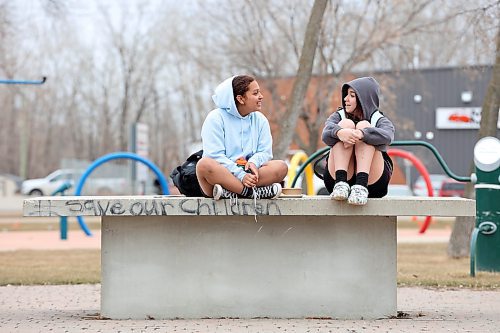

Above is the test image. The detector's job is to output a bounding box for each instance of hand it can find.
[338,128,363,145]
[245,162,259,180]
[242,173,258,188]
[353,129,364,140]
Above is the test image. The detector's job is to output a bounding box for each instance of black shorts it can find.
[323,151,393,198]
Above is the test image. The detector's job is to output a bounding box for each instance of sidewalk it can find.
[0,227,451,251]
[0,230,101,251]
[0,284,498,332]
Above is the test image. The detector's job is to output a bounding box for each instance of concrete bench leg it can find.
[101,215,396,319]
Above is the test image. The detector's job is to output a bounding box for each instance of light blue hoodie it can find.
[201,76,273,181]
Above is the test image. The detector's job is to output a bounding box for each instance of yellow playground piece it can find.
[287,151,315,195]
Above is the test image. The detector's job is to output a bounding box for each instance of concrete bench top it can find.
[23,195,475,218]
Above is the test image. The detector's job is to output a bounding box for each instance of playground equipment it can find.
[387,149,433,234]
[0,77,46,85]
[287,151,315,195]
[470,136,500,276]
[51,181,73,240]
[74,152,169,236]
[292,140,470,186]
[291,140,471,234]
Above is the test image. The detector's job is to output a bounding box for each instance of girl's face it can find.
[344,87,358,114]
[237,80,263,116]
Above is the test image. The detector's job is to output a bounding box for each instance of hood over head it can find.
[211,76,245,119]
[342,77,380,119]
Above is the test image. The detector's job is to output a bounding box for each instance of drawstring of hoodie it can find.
[240,118,244,152]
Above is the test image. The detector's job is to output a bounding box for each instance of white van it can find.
[21,169,127,196]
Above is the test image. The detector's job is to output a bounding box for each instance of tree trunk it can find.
[447,183,475,258]
[447,27,500,258]
[476,32,500,140]
[274,0,328,159]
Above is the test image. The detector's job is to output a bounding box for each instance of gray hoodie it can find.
[322,77,395,152]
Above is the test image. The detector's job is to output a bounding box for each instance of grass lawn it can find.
[398,243,499,289]
[0,250,100,285]
[1,243,499,288]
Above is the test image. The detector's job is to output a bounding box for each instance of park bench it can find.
[23,195,474,320]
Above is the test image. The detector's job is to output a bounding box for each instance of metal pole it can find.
[60,216,68,240]
[0,77,46,85]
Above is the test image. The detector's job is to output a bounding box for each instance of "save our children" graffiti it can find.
[63,198,282,216]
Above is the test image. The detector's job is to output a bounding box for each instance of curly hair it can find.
[232,75,255,106]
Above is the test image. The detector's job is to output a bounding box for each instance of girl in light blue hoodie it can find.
[196,75,288,202]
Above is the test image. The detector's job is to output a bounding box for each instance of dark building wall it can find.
[373,66,497,182]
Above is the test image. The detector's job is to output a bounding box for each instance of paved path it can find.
[0,230,102,251]
[0,228,451,251]
[0,284,498,332]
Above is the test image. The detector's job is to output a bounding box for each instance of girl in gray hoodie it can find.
[321,77,395,205]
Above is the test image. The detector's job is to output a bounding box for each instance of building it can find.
[261,65,498,184]
[375,65,498,181]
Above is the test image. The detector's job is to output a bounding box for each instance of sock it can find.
[356,172,369,188]
[240,186,253,198]
[335,170,348,183]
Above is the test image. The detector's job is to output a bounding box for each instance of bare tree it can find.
[268,0,439,156]
[448,26,500,258]
[2,0,498,185]
[0,2,21,175]
[274,0,328,159]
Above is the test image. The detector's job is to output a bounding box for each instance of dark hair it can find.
[232,75,255,105]
[343,84,363,122]
[353,94,363,121]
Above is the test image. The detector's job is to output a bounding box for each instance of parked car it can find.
[387,184,414,197]
[438,178,466,197]
[21,169,82,196]
[412,174,448,197]
[21,169,128,196]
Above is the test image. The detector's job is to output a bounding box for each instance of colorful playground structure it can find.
[288,140,471,234]
[288,138,500,276]
[55,152,169,237]
[24,135,500,277]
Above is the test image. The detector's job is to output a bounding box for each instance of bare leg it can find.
[256,160,288,186]
[327,119,356,180]
[196,157,244,197]
[354,121,384,184]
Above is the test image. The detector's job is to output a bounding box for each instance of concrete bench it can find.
[23,195,474,320]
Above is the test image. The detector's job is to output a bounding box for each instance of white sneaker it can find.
[330,181,350,201]
[347,185,369,205]
[254,183,282,199]
[213,184,238,206]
